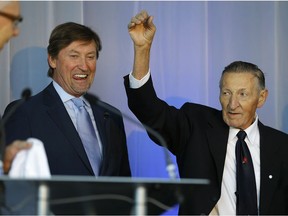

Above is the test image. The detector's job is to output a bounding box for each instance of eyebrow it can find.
[68,50,97,55]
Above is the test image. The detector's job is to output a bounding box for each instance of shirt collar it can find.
[52,81,91,107]
[228,114,259,144]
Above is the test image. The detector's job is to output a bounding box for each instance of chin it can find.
[225,120,242,129]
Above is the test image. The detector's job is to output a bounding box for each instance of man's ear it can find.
[257,89,268,108]
[48,54,56,69]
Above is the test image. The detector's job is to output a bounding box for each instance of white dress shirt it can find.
[210,116,260,215]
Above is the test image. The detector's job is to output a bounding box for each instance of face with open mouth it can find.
[219,72,268,130]
[48,40,97,97]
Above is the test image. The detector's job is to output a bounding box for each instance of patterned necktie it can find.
[72,98,102,176]
[235,130,258,215]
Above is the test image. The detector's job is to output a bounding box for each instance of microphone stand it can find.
[84,93,178,180]
[84,93,180,216]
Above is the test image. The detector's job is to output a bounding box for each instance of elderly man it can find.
[124,10,288,215]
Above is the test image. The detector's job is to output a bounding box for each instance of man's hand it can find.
[3,140,32,174]
[128,10,156,47]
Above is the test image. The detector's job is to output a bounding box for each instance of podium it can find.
[0,176,209,215]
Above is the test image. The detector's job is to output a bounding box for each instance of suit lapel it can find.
[207,112,229,185]
[43,83,94,174]
[90,100,110,176]
[258,122,281,213]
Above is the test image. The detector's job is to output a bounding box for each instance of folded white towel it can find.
[9,138,51,178]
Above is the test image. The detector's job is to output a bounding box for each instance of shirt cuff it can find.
[129,69,151,89]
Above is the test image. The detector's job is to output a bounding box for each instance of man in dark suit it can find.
[3,22,131,177]
[124,10,288,215]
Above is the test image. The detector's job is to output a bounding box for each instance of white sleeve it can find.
[128,69,151,89]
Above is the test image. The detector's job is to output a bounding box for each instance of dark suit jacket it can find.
[4,82,131,177]
[124,75,288,215]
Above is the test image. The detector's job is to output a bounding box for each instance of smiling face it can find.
[48,40,97,97]
[219,72,268,130]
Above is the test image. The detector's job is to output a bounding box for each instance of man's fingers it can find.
[128,22,135,30]
[13,140,32,150]
[147,16,154,25]
[3,140,32,174]
[128,10,150,29]
[135,10,149,21]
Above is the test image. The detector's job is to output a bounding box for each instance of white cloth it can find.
[9,138,51,178]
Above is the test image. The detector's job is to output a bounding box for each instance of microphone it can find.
[0,88,32,174]
[21,88,32,100]
[1,88,31,126]
[84,93,178,180]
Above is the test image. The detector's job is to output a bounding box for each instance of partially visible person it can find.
[3,22,131,177]
[0,0,31,174]
[124,10,288,215]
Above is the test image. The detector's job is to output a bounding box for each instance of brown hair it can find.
[47,22,102,77]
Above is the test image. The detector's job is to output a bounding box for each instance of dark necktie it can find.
[72,98,102,175]
[235,130,258,215]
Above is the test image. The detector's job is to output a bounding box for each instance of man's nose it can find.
[78,58,88,71]
[13,27,20,36]
[229,95,239,109]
